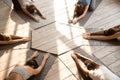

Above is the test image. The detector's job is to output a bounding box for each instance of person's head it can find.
[112,25,120,33]
[74,1,85,17]
[25,60,39,69]
[0,33,11,41]
[26,5,35,14]
[104,28,116,36]
[84,60,100,70]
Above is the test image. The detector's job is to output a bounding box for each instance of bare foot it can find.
[31,51,39,58]
[82,33,91,39]
[43,53,50,60]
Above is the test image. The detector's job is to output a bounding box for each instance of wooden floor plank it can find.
[58,51,84,80]
[43,58,77,80]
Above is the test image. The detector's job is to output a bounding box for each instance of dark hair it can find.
[25,60,39,69]
[0,33,4,41]
[0,33,11,41]
[84,60,99,70]
[26,5,35,14]
[73,1,85,18]
[104,28,116,36]
[12,0,22,10]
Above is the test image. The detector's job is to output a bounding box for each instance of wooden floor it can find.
[0,0,120,80]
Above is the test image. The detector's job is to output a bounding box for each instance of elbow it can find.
[33,70,40,75]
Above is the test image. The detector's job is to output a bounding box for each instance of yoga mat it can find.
[73,46,120,78]
[83,28,120,46]
[2,0,12,7]
[79,0,102,26]
[12,0,56,30]
[3,0,55,30]
[69,48,102,80]
[27,49,56,80]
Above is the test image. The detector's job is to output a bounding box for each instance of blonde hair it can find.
[6,72,24,80]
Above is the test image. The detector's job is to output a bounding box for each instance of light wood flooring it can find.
[0,0,120,80]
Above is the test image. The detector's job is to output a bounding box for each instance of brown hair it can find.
[73,2,85,18]
[6,72,24,80]
[0,33,11,41]
[84,60,100,70]
[26,5,35,14]
[104,25,120,36]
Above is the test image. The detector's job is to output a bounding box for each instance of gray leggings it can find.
[89,0,96,11]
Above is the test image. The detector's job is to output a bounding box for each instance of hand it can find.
[34,18,39,22]
[22,37,30,42]
[31,51,39,58]
[72,19,77,24]
[41,16,46,20]
[82,33,91,39]
[68,19,73,24]
[43,53,50,60]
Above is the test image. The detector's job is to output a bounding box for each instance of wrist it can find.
[89,36,93,39]
[75,18,78,22]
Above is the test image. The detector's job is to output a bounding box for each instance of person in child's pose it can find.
[68,0,96,24]
[0,33,29,45]
[12,0,46,22]
[6,51,50,80]
[83,24,120,40]
[71,52,120,80]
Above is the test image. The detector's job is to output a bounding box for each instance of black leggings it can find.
[12,0,22,10]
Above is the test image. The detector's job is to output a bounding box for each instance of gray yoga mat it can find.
[73,46,120,78]
[3,0,55,30]
[83,28,120,46]
[72,47,102,80]
[27,49,57,80]
[13,0,56,30]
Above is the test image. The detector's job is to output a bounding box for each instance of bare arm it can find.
[90,32,120,40]
[0,39,25,45]
[74,53,95,63]
[22,8,39,22]
[32,5,46,19]
[31,53,49,75]
[76,5,89,22]
[72,54,89,76]
[32,58,47,75]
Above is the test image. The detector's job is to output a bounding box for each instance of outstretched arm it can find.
[73,5,89,24]
[83,32,120,40]
[25,51,39,64]
[71,53,89,76]
[74,53,95,63]
[22,8,39,22]
[31,53,50,75]
[32,5,46,19]
[0,38,29,45]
